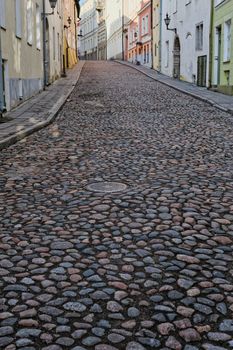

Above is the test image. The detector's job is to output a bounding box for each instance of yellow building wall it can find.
[63,0,78,69]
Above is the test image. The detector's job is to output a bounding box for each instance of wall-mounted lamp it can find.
[164,13,177,34]
[42,0,58,17]
[78,29,83,37]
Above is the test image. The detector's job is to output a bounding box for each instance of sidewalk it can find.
[0,61,85,151]
[116,60,233,116]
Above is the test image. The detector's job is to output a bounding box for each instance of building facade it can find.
[0,0,43,111]
[161,0,211,87]
[0,0,64,112]
[105,0,123,60]
[63,0,78,71]
[152,0,161,71]
[138,0,152,67]
[44,0,63,85]
[211,0,233,95]
[79,0,98,60]
[96,0,107,60]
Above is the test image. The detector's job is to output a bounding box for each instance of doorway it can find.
[173,36,180,79]
[213,26,221,86]
[45,18,50,85]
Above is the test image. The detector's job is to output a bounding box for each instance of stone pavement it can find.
[0,61,85,150]
[0,61,233,350]
[116,60,233,115]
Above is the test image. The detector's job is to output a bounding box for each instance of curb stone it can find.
[0,61,86,151]
[115,60,233,116]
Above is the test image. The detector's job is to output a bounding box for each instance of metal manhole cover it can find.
[87,182,127,193]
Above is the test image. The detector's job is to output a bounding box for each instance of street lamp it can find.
[42,0,58,17]
[78,29,83,37]
[164,13,177,34]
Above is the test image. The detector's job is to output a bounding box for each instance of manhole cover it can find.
[87,182,127,193]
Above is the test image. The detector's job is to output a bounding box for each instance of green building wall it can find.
[212,0,233,95]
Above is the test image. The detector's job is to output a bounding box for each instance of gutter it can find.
[208,0,214,89]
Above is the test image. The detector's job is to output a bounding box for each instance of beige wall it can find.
[45,0,63,83]
[1,0,43,110]
[63,0,78,69]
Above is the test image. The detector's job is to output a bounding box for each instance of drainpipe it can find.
[0,26,3,116]
[159,0,162,72]
[151,0,153,69]
[208,0,214,89]
[42,0,47,89]
[122,0,124,60]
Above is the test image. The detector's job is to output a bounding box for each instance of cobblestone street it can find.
[1,61,233,350]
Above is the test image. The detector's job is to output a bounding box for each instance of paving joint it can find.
[0,61,86,151]
[115,60,233,116]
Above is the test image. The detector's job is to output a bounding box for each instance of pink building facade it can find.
[127,1,152,68]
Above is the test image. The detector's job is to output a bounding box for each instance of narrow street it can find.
[0,61,233,350]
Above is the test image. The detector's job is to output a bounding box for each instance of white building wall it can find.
[80,0,98,59]
[106,0,123,59]
[161,0,211,86]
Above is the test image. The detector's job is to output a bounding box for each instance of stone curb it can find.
[115,60,233,116]
[0,61,86,151]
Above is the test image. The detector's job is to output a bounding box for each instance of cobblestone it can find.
[0,61,233,349]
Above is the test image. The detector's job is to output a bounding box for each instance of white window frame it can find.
[15,0,22,38]
[196,23,203,51]
[224,19,231,62]
[0,0,6,28]
[27,0,33,45]
[165,40,169,68]
[36,4,41,49]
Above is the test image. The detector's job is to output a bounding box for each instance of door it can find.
[197,55,207,87]
[45,19,50,85]
[173,36,180,79]
[0,58,6,111]
[213,26,221,86]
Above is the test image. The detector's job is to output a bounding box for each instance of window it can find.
[36,4,41,49]
[215,0,225,6]
[165,41,169,67]
[147,44,149,63]
[145,15,149,34]
[57,33,60,60]
[154,43,157,57]
[224,20,231,61]
[196,23,203,51]
[53,27,56,60]
[27,0,33,45]
[15,0,22,38]
[142,17,145,35]
[0,0,6,28]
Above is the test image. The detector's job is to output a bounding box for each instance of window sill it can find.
[16,35,22,40]
[223,59,230,64]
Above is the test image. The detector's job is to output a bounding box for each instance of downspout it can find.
[159,0,162,72]
[208,0,214,89]
[122,0,124,60]
[0,25,4,115]
[42,0,47,88]
[151,0,153,69]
